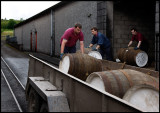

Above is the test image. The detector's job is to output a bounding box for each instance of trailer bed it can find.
[25,54,146,112]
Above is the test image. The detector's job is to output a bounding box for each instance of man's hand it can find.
[60,53,64,60]
[92,48,97,51]
[134,47,139,50]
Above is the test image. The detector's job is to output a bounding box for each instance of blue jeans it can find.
[63,45,76,53]
[100,47,112,61]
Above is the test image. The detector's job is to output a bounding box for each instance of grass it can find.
[1,29,13,40]
[1,29,13,36]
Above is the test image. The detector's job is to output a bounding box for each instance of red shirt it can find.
[131,32,146,42]
[60,27,84,47]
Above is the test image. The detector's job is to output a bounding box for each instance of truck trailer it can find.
[25,54,159,112]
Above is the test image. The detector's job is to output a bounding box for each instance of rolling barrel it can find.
[59,53,103,80]
[117,47,148,67]
[76,48,102,60]
[76,48,92,54]
[86,69,159,98]
[123,84,159,112]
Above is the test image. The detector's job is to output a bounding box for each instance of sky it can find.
[1,1,60,20]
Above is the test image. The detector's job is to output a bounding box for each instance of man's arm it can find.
[137,41,141,48]
[89,43,94,48]
[128,41,133,47]
[61,39,67,54]
[80,41,84,54]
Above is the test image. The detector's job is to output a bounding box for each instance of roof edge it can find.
[14,1,73,28]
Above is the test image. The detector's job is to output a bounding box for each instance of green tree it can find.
[7,19,16,29]
[1,19,8,29]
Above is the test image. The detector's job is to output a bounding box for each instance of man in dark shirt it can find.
[88,27,112,60]
[128,28,149,53]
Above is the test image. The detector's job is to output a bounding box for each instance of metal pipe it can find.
[51,10,53,56]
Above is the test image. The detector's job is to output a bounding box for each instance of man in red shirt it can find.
[60,23,84,59]
[128,28,149,53]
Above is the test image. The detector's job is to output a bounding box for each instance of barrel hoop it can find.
[79,54,86,80]
[69,54,75,75]
[109,70,124,97]
[144,73,159,90]
[72,54,79,77]
[118,70,133,87]
[141,82,159,91]
[149,75,157,83]
[69,54,74,74]
[100,72,113,94]
[97,60,104,71]
[84,55,89,80]
[145,72,157,82]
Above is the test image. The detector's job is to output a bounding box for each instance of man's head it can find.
[131,28,137,35]
[74,23,82,34]
[91,27,98,35]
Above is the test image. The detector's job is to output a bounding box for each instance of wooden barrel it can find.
[76,48,102,60]
[88,51,102,59]
[86,69,159,98]
[59,53,103,80]
[76,48,92,54]
[123,84,159,112]
[117,47,148,67]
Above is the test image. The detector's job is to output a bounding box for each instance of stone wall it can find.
[113,1,155,63]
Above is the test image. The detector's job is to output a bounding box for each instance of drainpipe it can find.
[35,30,37,52]
[155,1,159,71]
[21,26,23,49]
[30,32,32,51]
[50,10,53,56]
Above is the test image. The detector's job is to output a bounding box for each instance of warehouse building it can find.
[14,1,159,71]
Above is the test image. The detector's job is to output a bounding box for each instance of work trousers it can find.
[100,47,112,61]
[140,41,149,53]
[63,45,76,53]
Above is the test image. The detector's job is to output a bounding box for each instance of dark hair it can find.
[75,23,82,29]
[131,28,137,32]
[91,27,98,31]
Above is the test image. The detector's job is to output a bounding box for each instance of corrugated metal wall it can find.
[113,1,155,62]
